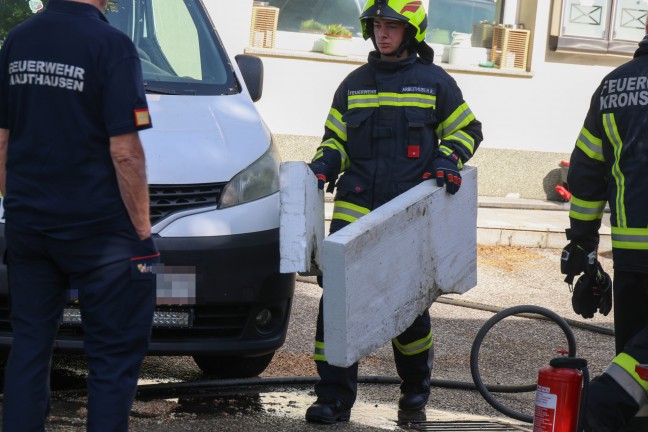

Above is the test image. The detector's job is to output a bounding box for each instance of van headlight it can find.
[218,139,281,209]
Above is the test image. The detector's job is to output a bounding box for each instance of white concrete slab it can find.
[279,162,325,274]
[323,166,478,367]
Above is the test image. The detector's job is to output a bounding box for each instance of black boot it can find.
[399,381,430,411]
[305,396,351,424]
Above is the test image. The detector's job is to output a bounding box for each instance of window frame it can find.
[555,0,647,56]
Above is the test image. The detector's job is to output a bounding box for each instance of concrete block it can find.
[279,162,325,274]
[323,166,478,367]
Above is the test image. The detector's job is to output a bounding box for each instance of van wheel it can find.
[193,352,275,378]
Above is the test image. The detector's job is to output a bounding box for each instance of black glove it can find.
[430,152,461,195]
[308,161,327,190]
[308,160,339,193]
[571,262,612,319]
[560,241,598,286]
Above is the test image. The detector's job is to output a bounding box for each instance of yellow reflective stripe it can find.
[347,93,436,109]
[575,126,604,162]
[438,145,453,157]
[438,145,463,168]
[393,330,434,356]
[609,353,648,403]
[436,103,475,141]
[611,227,648,250]
[569,195,606,222]
[443,129,475,157]
[313,149,324,161]
[603,113,627,228]
[376,92,436,108]
[313,340,326,362]
[332,200,370,223]
[320,138,351,171]
[348,94,379,109]
[325,108,347,142]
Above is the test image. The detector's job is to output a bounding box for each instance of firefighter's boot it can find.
[305,396,351,424]
[398,381,430,411]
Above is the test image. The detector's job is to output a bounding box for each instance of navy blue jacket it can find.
[313,51,482,211]
[0,0,151,238]
[567,35,648,271]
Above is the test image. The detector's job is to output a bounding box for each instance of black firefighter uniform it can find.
[311,50,482,406]
[567,35,648,427]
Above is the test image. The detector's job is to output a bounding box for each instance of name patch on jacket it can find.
[348,89,377,96]
[401,86,436,95]
[600,76,648,109]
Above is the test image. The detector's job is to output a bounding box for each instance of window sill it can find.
[244,46,534,78]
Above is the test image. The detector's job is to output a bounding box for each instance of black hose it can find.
[298,276,614,337]
[132,373,535,400]
[50,293,594,427]
[436,296,614,337]
[469,305,578,424]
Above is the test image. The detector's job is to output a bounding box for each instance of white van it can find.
[0,0,295,378]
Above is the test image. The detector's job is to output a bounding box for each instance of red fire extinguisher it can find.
[533,355,589,432]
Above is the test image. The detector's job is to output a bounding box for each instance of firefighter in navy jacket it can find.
[561,24,648,432]
[305,0,482,424]
[0,0,158,430]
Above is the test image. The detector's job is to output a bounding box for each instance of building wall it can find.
[203,0,632,200]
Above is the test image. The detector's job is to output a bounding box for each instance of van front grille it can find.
[149,183,227,225]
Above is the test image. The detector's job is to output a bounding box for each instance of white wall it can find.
[202,0,253,58]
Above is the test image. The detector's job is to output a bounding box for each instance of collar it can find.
[367,51,418,71]
[45,0,108,24]
[634,34,648,58]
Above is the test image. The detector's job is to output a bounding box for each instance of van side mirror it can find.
[235,54,264,102]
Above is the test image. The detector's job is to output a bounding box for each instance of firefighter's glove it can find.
[430,152,461,195]
[308,161,336,192]
[560,242,598,287]
[571,262,612,319]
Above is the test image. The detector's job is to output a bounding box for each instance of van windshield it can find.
[107,0,238,96]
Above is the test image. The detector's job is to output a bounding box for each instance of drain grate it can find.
[399,420,532,431]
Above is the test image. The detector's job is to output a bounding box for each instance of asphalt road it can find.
[0,246,616,431]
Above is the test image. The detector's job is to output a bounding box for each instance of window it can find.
[0,0,233,95]
[427,0,499,45]
[557,0,648,55]
[266,0,501,43]
[268,0,366,36]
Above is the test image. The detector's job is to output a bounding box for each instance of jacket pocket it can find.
[343,108,375,159]
[405,108,437,159]
[335,172,368,199]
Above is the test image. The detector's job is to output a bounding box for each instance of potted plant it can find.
[323,24,353,56]
[325,24,352,38]
[299,19,326,34]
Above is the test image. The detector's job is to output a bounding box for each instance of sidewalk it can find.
[323,194,612,250]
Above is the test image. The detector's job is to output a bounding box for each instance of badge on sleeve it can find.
[134,108,151,127]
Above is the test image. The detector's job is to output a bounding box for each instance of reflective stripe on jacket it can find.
[312,51,482,212]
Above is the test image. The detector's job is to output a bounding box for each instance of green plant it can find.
[299,19,326,33]
[325,24,352,37]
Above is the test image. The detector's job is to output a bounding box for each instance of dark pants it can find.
[613,271,648,356]
[313,296,433,407]
[2,223,158,432]
[312,216,433,407]
[586,270,648,432]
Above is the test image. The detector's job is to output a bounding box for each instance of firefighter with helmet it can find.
[560,22,648,432]
[305,0,483,424]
